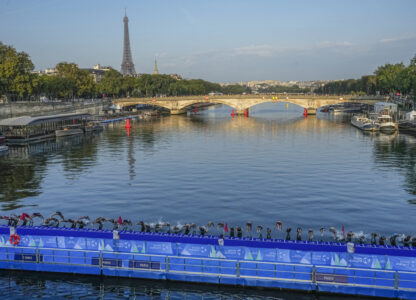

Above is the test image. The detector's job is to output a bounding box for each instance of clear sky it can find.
[1,0,416,82]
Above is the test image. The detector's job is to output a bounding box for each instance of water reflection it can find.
[0,105,415,236]
[0,157,45,210]
[0,270,369,299]
[373,132,416,196]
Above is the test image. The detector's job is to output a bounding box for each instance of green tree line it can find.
[315,55,416,97]
[0,42,250,101]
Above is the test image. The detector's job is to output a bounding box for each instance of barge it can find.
[0,226,416,299]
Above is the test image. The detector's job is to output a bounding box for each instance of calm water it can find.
[1,102,416,298]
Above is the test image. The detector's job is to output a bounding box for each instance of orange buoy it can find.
[231,109,235,117]
[125,118,131,129]
[303,108,308,117]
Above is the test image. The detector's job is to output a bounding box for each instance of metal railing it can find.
[0,245,415,292]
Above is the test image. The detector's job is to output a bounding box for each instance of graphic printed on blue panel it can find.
[350,254,386,270]
[330,252,349,267]
[388,255,416,271]
[18,235,57,248]
[208,246,225,259]
[0,235,11,247]
[290,250,311,264]
[146,242,173,255]
[85,238,101,251]
[57,236,86,250]
[177,243,211,257]
[312,251,331,266]
[219,246,244,260]
[242,247,276,262]
[276,249,291,263]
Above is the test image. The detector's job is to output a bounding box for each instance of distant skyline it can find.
[1,0,416,82]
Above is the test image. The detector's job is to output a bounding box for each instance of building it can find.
[93,64,111,71]
[44,68,58,75]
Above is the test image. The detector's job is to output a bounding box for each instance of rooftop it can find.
[0,113,91,126]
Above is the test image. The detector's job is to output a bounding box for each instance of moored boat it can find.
[55,125,84,137]
[399,110,416,133]
[84,122,104,133]
[351,115,380,131]
[376,115,397,133]
[0,145,8,153]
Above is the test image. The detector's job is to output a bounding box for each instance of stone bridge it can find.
[114,94,387,115]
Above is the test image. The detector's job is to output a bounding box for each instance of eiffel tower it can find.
[121,10,136,76]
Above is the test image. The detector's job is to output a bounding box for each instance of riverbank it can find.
[0,100,110,119]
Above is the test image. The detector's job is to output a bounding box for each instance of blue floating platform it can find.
[0,225,415,299]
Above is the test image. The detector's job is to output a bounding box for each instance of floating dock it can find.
[0,226,416,299]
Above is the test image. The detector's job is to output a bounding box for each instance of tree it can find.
[97,68,123,97]
[0,41,37,99]
[374,63,406,94]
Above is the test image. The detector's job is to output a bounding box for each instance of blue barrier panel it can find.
[355,269,376,286]
[69,250,86,265]
[294,265,312,281]
[169,257,184,272]
[102,253,122,267]
[240,261,257,276]
[116,253,133,268]
[52,249,69,264]
[203,259,219,274]
[220,260,236,275]
[38,249,54,263]
[276,264,294,280]
[149,256,165,271]
[184,258,202,273]
[398,272,416,289]
[256,262,275,278]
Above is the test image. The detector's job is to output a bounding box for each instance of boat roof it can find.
[0,113,90,126]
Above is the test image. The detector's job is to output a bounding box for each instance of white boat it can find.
[376,115,397,133]
[56,125,84,137]
[351,115,380,131]
[0,145,8,153]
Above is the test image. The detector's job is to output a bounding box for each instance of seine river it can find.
[1,102,416,299]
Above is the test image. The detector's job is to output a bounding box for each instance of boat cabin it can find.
[0,113,90,143]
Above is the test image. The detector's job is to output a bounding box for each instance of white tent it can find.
[406,110,416,121]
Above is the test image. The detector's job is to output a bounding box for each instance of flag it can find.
[342,226,345,237]
[118,216,122,225]
[224,223,229,233]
